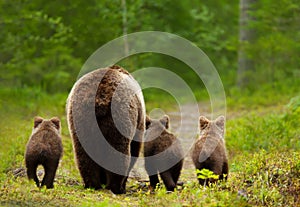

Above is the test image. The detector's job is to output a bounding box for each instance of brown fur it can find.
[192,116,228,185]
[144,115,183,191]
[66,65,145,194]
[25,116,63,189]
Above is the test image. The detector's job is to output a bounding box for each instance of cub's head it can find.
[145,115,169,141]
[33,116,61,133]
[199,116,225,138]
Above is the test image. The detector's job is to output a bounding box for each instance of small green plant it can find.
[196,168,219,187]
[196,168,219,180]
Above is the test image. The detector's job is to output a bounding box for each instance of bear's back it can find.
[67,65,145,154]
[192,119,226,165]
[192,134,226,164]
[68,66,143,118]
[26,120,62,161]
[144,131,179,156]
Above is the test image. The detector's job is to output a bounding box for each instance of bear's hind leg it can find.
[99,167,107,189]
[195,163,206,186]
[129,139,142,169]
[171,161,183,185]
[26,162,40,187]
[41,159,59,189]
[209,164,223,185]
[120,139,143,191]
[220,161,229,181]
[77,157,103,190]
[149,174,160,190]
[106,171,126,194]
[83,168,103,190]
[160,171,176,191]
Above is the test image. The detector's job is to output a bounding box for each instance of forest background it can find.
[0,0,299,206]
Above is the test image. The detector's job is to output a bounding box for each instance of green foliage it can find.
[196,168,219,180]
[245,0,300,86]
[227,77,300,109]
[1,0,299,94]
[226,96,300,153]
[232,150,300,206]
[0,1,80,92]
[196,168,220,188]
[0,1,300,206]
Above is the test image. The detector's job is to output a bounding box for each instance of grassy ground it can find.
[0,86,299,206]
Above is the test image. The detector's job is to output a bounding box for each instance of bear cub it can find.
[25,116,63,189]
[144,115,183,191]
[192,116,228,185]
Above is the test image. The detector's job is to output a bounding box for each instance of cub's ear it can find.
[160,115,169,129]
[215,116,225,133]
[34,116,43,128]
[50,117,60,130]
[199,116,209,130]
[145,115,151,129]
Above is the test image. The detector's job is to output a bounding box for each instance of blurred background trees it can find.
[238,0,257,87]
[0,0,299,94]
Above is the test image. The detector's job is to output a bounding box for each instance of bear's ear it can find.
[34,116,43,128]
[160,115,169,129]
[215,116,225,133]
[145,115,151,129]
[199,116,209,130]
[50,117,60,130]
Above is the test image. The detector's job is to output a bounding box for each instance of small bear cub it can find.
[191,116,228,185]
[25,116,63,189]
[144,115,184,191]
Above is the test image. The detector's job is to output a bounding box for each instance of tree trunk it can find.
[121,0,129,57]
[237,0,257,87]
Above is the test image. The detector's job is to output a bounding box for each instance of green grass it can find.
[226,77,300,110]
[226,106,300,153]
[0,86,299,206]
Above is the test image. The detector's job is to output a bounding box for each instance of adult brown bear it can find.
[67,65,145,194]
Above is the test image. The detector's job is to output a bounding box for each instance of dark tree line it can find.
[0,0,299,93]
